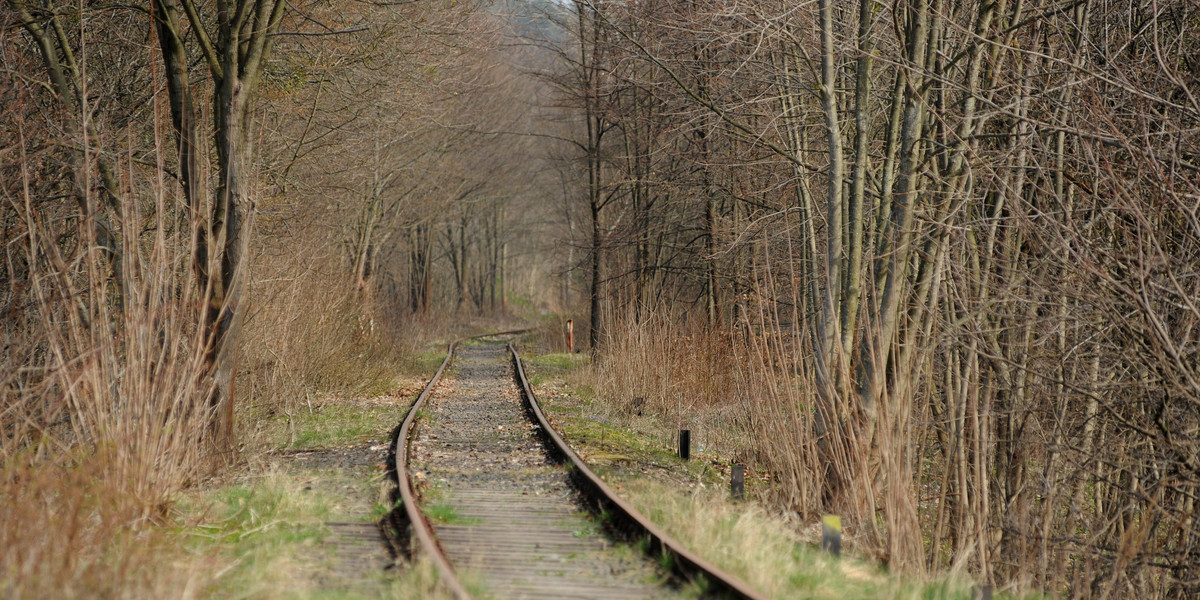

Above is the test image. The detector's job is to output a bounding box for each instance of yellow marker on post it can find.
[820,515,842,556]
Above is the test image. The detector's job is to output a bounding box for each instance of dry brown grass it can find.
[533,335,991,599]
[579,308,824,501]
[0,97,420,600]
[1,166,218,596]
[0,184,442,598]
[577,308,878,559]
[582,312,740,446]
[0,452,205,599]
[0,5,473,596]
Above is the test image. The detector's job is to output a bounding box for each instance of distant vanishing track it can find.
[390,334,767,600]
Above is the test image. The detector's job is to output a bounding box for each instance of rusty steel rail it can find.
[509,342,770,600]
[391,330,526,600]
[395,333,768,600]
[393,336,473,600]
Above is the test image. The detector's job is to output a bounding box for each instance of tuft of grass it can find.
[0,451,201,600]
[177,468,458,600]
[384,558,460,600]
[527,352,589,372]
[372,497,404,521]
[572,521,601,537]
[424,502,481,525]
[176,470,333,598]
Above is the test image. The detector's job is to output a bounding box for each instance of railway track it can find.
[389,334,767,600]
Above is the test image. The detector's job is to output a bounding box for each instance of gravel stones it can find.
[409,342,682,600]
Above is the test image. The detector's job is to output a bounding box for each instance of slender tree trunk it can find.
[815,0,845,402]
[842,0,875,352]
[576,0,606,352]
[590,198,601,351]
[857,0,931,423]
[208,67,251,446]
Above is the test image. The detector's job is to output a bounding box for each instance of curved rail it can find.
[509,342,769,600]
[392,330,526,600]
[393,337,474,600]
[395,333,768,600]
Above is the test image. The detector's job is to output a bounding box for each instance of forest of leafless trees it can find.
[1,0,1197,597]
[0,1,559,595]
[540,0,1200,597]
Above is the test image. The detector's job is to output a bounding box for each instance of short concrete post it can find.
[973,585,993,600]
[678,429,690,460]
[730,464,745,500]
[820,515,841,556]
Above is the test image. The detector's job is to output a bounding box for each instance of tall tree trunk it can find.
[179,0,288,447]
[589,197,602,351]
[815,0,846,403]
[857,0,931,424]
[575,0,606,352]
[842,0,876,352]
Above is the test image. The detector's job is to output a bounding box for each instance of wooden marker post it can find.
[820,515,842,556]
[678,429,690,460]
[730,464,745,500]
[565,319,574,353]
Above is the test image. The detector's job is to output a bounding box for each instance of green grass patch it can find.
[423,502,481,525]
[571,521,601,537]
[177,469,454,599]
[392,339,449,379]
[371,493,405,522]
[176,471,334,598]
[262,400,405,450]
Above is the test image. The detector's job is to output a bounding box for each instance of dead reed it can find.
[1,125,217,596]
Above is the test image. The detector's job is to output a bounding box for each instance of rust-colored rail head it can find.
[394,339,475,600]
[391,329,528,600]
[508,342,770,600]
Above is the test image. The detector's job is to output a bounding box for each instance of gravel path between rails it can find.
[409,341,685,600]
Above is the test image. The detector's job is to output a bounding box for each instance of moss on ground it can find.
[277,401,402,450]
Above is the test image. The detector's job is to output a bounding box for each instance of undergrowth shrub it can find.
[578,308,836,551]
[585,311,734,427]
[1,162,216,595]
[241,245,447,398]
[0,452,198,599]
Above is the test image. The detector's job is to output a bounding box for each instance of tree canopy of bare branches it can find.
[539,0,1200,595]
